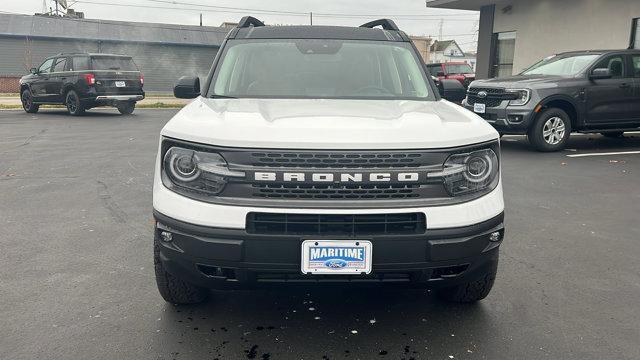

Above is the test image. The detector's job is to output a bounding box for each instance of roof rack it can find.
[238,16,265,28]
[359,19,399,31]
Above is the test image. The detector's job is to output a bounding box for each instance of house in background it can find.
[430,39,465,62]
[427,0,640,79]
[429,39,477,70]
[409,35,433,63]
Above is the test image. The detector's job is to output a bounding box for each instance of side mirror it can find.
[174,76,200,99]
[590,68,611,80]
[437,71,445,77]
[438,79,466,103]
[30,67,38,74]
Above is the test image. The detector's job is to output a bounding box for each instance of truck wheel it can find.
[117,101,135,115]
[65,90,85,116]
[601,131,624,138]
[154,234,208,305]
[21,89,39,113]
[436,257,498,303]
[528,108,571,152]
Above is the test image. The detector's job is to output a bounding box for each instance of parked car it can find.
[464,49,640,151]
[19,53,145,116]
[426,62,476,88]
[153,17,505,305]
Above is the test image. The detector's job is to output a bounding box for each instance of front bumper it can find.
[464,100,537,135]
[153,210,504,289]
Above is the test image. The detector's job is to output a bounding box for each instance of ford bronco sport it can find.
[153,17,505,304]
[19,53,144,116]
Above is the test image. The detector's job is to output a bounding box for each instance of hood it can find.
[161,97,498,150]
[471,75,565,89]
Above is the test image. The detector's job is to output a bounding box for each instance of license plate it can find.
[301,240,372,275]
[115,81,126,87]
[473,103,486,114]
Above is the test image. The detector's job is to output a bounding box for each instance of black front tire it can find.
[65,90,85,116]
[117,101,136,115]
[528,108,572,152]
[21,89,39,113]
[154,233,208,305]
[601,131,624,138]
[437,256,498,303]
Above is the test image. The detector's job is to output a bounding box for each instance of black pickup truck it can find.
[19,53,145,116]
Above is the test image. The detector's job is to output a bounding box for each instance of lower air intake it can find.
[246,212,426,236]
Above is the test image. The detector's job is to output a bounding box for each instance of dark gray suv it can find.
[464,49,640,151]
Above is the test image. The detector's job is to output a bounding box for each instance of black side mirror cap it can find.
[30,67,38,74]
[174,76,201,99]
[589,68,611,80]
[438,79,466,103]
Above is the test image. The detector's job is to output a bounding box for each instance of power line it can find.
[142,0,307,16]
[75,0,478,20]
[143,0,479,18]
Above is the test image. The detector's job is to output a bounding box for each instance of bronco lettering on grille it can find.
[252,171,425,183]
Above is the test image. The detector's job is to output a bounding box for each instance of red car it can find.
[426,62,475,88]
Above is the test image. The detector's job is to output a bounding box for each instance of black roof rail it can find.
[359,19,399,31]
[238,16,265,28]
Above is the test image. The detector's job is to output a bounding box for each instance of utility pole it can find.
[199,13,203,26]
[438,18,444,41]
[310,12,313,25]
[55,0,59,16]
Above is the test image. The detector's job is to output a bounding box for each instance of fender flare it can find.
[536,94,584,126]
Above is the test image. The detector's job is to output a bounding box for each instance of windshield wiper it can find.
[209,94,237,99]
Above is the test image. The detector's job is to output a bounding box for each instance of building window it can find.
[632,18,639,49]
[491,31,516,78]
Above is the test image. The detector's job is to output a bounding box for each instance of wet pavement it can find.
[1,109,639,359]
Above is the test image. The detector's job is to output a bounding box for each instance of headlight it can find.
[506,89,531,106]
[162,146,244,196]
[428,148,499,196]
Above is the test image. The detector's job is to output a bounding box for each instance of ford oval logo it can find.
[477,91,488,98]
[324,259,348,269]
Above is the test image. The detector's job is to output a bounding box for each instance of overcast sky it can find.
[2,0,480,51]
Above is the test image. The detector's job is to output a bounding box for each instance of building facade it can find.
[0,13,228,92]
[428,0,640,79]
[409,35,433,63]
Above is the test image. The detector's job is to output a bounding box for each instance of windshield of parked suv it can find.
[521,54,599,76]
[210,39,433,100]
[91,57,138,71]
[445,64,473,74]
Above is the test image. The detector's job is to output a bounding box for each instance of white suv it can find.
[153,17,504,304]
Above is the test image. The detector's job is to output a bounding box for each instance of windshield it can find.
[521,54,599,76]
[209,39,433,100]
[91,57,138,71]
[445,64,473,74]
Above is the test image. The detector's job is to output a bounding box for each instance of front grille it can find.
[251,183,421,200]
[246,212,426,236]
[249,151,425,168]
[467,87,507,108]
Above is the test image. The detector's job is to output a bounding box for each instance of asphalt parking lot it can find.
[1,109,639,360]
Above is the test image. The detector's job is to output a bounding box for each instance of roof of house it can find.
[431,40,457,52]
[0,13,228,46]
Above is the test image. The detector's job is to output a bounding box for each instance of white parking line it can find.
[566,151,640,158]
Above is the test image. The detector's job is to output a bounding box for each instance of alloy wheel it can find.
[542,116,566,145]
[67,93,78,113]
[21,91,32,110]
